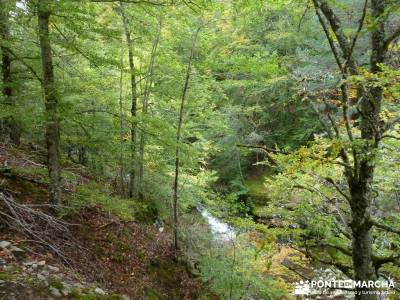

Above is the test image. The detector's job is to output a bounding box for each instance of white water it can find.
[197,205,235,242]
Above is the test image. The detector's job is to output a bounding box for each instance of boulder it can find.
[49,287,62,298]
[37,274,47,281]
[47,265,60,272]
[0,241,11,249]
[37,260,46,266]
[94,287,106,295]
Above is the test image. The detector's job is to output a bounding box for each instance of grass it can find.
[64,182,138,221]
[243,170,272,200]
[13,166,48,181]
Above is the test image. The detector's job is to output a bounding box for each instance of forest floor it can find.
[0,143,206,300]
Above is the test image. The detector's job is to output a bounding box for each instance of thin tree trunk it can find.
[118,51,125,197]
[37,0,62,205]
[172,27,200,254]
[0,0,20,145]
[137,19,161,200]
[119,4,138,199]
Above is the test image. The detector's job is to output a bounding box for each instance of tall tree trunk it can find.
[37,0,62,205]
[172,27,200,254]
[313,1,393,298]
[120,4,138,199]
[118,51,125,197]
[0,0,20,145]
[137,20,161,200]
[349,2,385,299]
[350,2,386,298]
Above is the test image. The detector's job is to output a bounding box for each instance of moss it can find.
[48,278,64,290]
[0,272,14,281]
[145,288,164,300]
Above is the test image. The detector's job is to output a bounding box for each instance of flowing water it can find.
[197,204,235,242]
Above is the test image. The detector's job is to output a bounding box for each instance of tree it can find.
[0,0,20,145]
[137,16,161,200]
[311,1,400,297]
[119,3,139,198]
[37,0,62,205]
[172,25,200,254]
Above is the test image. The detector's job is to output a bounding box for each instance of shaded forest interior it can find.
[0,0,400,299]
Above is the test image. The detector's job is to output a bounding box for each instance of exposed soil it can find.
[0,144,205,299]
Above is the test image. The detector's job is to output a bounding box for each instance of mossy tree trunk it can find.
[37,0,62,205]
[0,0,20,145]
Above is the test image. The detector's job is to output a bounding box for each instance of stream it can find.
[196,205,361,299]
[197,204,235,242]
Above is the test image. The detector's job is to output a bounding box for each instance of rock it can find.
[37,260,46,266]
[23,261,36,266]
[61,289,70,296]
[9,246,24,253]
[73,283,85,290]
[41,270,50,276]
[121,295,131,300]
[49,287,62,298]
[61,284,72,296]
[9,246,25,259]
[37,274,46,281]
[0,241,11,249]
[47,265,59,272]
[31,263,38,270]
[94,287,106,295]
[0,258,7,266]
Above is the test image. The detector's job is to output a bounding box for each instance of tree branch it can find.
[4,47,43,84]
[313,5,343,72]
[343,0,368,71]
[313,0,358,74]
[383,26,400,51]
[236,144,289,154]
[324,177,351,202]
[371,219,400,235]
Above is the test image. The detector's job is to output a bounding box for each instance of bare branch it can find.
[324,177,351,202]
[371,219,400,235]
[4,46,43,84]
[383,26,400,51]
[343,0,368,71]
[313,5,343,72]
[313,0,358,73]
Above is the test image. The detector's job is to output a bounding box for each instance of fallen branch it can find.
[236,144,289,154]
[0,190,81,265]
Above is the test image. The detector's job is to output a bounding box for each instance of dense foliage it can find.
[1,0,399,299]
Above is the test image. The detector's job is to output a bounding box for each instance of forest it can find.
[0,0,399,299]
